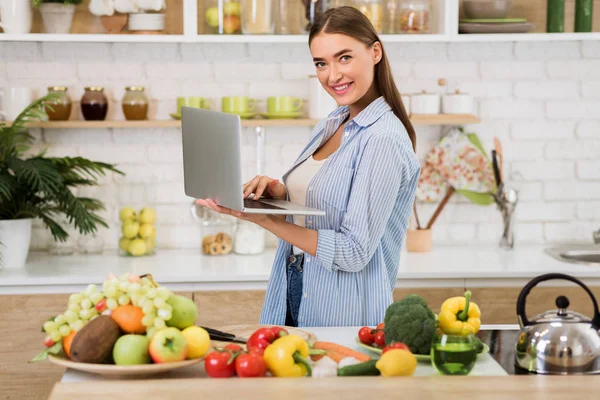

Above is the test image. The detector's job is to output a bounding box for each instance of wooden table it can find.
[48,376,598,400]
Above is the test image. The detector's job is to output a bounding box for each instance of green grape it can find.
[50,330,62,342]
[153,298,166,308]
[146,288,157,299]
[89,292,104,305]
[80,298,92,310]
[86,284,98,294]
[130,293,141,306]
[138,296,148,306]
[79,309,92,320]
[59,324,71,337]
[106,299,118,310]
[157,308,172,321]
[118,295,130,306]
[104,286,117,299]
[64,310,78,324]
[70,320,84,332]
[146,327,156,339]
[54,314,66,325]
[157,287,171,300]
[128,283,141,293]
[119,281,130,292]
[102,280,110,291]
[142,303,155,315]
[153,318,166,330]
[68,303,81,314]
[141,315,155,327]
[69,293,82,305]
[43,320,57,334]
[163,304,172,313]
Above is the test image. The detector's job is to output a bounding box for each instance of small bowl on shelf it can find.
[462,0,512,19]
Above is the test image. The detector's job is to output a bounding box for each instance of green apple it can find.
[139,223,156,239]
[113,334,150,365]
[149,327,188,363]
[119,237,131,252]
[127,238,147,256]
[223,2,241,16]
[119,207,137,222]
[166,295,198,330]
[205,7,219,28]
[122,221,140,239]
[139,207,156,224]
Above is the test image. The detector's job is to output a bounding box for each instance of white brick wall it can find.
[4,41,599,250]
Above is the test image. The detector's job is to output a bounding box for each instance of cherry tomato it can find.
[235,352,267,378]
[95,298,107,312]
[382,342,410,354]
[248,346,264,356]
[376,322,385,331]
[247,327,277,351]
[358,326,374,345]
[204,351,235,378]
[374,330,386,347]
[43,336,55,348]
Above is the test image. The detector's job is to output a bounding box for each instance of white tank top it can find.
[286,155,327,254]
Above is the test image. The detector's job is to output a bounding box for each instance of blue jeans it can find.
[285,252,304,327]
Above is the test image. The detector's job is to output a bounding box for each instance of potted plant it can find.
[0,95,122,269]
[32,0,83,34]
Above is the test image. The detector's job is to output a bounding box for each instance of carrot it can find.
[310,341,372,363]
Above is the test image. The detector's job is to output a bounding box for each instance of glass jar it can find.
[45,86,72,121]
[277,0,302,34]
[203,0,242,34]
[48,216,78,256]
[398,0,430,33]
[300,0,330,33]
[242,0,275,34]
[233,220,265,255]
[353,0,384,33]
[81,87,108,121]
[122,86,149,121]
[77,233,105,254]
[383,0,399,33]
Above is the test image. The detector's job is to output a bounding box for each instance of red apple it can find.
[149,327,188,363]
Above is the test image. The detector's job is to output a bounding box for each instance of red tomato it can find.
[382,342,410,354]
[358,326,374,345]
[224,343,242,353]
[235,352,267,378]
[248,346,264,356]
[374,330,386,347]
[205,351,235,378]
[376,322,385,331]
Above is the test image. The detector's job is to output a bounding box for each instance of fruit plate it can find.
[213,324,318,346]
[354,337,490,362]
[48,354,204,377]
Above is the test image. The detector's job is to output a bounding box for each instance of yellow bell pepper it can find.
[438,291,481,335]
[263,334,312,377]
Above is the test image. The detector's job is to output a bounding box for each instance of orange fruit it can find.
[63,330,77,359]
[111,305,146,334]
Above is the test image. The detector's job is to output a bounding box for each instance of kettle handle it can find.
[516,273,600,329]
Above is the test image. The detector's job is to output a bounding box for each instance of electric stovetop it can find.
[477,327,522,375]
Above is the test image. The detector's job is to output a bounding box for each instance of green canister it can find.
[575,0,593,32]
[547,0,565,32]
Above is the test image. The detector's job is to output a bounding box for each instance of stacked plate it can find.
[459,18,534,34]
[128,13,165,33]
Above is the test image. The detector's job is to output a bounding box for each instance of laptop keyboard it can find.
[244,198,285,210]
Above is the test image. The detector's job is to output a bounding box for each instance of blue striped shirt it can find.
[259,97,421,327]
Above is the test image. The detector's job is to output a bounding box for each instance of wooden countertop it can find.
[49,376,598,400]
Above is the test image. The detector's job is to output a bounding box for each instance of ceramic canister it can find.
[411,90,440,114]
[442,90,474,114]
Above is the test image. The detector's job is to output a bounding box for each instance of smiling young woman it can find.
[197,6,421,327]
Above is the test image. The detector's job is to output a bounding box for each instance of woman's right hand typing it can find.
[243,175,287,201]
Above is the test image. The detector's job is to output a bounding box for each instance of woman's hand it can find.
[195,199,271,225]
[243,176,287,201]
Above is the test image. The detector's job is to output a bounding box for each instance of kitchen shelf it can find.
[453,32,600,42]
[3,114,479,129]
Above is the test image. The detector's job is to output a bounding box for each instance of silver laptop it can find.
[181,106,326,216]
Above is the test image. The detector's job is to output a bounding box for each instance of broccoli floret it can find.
[383,295,438,355]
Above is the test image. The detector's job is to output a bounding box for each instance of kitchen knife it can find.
[200,326,248,344]
[491,149,502,187]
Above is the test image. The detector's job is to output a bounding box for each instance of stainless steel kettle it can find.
[515,273,600,375]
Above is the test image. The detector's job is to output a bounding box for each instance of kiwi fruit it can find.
[69,316,121,364]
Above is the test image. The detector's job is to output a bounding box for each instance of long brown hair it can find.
[308,6,416,151]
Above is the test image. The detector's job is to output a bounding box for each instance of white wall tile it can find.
[511,121,575,141]
[577,161,600,180]
[447,42,513,61]
[514,41,580,61]
[480,99,544,119]
[511,162,574,181]
[516,202,576,222]
[577,202,600,220]
[546,141,600,160]
[481,61,545,80]
[414,62,478,79]
[514,81,578,100]
[546,101,600,119]
[545,182,600,200]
